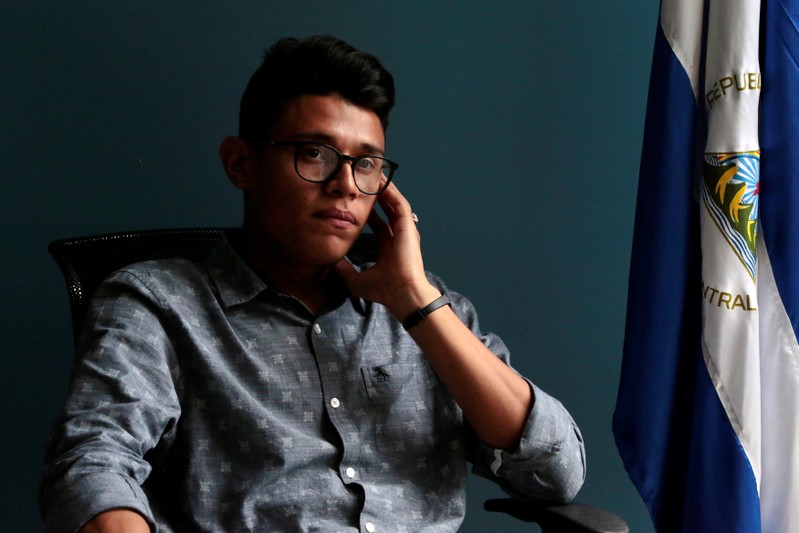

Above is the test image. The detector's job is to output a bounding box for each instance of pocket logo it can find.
[373,366,390,383]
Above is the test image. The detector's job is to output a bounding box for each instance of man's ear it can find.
[219,136,254,190]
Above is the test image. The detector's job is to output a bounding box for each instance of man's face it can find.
[241,93,384,268]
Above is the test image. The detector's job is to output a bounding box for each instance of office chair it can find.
[49,228,629,533]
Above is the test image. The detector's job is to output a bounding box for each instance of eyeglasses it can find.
[258,141,398,195]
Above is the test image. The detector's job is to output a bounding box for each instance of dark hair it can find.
[239,35,395,142]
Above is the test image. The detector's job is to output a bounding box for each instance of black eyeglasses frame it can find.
[252,140,398,195]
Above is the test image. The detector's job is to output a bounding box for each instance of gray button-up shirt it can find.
[40,234,585,532]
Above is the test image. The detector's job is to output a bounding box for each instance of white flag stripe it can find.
[700,0,763,491]
[758,233,799,532]
[661,0,705,98]
[705,0,762,153]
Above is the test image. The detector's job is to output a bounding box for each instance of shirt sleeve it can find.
[39,269,181,532]
[469,381,586,502]
[437,277,586,503]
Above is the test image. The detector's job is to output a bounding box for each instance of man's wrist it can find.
[387,282,441,322]
[402,293,451,330]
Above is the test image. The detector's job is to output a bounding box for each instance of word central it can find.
[701,281,757,311]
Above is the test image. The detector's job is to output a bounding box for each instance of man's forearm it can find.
[79,509,150,533]
[405,299,533,451]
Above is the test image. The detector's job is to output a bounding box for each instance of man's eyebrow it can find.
[357,142,385,156]
[290,132,385,156]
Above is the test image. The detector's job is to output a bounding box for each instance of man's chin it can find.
[309,235,359,264]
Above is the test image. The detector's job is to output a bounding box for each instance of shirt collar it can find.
[204,230,372,315]
[205,230,270,309]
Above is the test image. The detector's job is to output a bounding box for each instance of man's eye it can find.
[300,147,323,159]
[357,158,378,171]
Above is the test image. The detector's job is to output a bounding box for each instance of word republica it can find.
[706,72,761,108]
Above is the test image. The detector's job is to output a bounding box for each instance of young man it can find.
[40,36,585,532]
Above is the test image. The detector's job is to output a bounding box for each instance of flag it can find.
[613,0,799,531]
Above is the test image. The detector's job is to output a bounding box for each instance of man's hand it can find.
[79,509,150,533]
[333,181,440,320]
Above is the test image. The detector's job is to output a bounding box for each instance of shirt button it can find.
[345,467,356,478]
[365,522,376,533]
[330,397,340,408]
[313,323,322,334]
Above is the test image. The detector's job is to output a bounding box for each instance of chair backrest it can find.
[49,228,377,345]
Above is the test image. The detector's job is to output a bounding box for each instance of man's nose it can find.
[325,159,360,196]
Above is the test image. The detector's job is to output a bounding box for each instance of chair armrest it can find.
[484,499,629,533]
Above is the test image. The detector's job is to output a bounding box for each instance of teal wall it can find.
[1,2,658,531]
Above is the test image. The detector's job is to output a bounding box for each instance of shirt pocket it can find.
[361,362,457,459]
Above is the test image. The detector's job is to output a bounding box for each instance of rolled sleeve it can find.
[41,472,154,533]
[39,269,181,531]
[472,381,586,502]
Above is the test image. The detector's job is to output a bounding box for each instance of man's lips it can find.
[315,209,357,228]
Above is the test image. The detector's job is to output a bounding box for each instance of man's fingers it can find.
[377,182,414,223]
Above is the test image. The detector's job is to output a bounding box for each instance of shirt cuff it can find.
[504,381,578,463]
[43,472,154,533]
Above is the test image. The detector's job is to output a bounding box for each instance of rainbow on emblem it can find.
[702,151,760,280]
